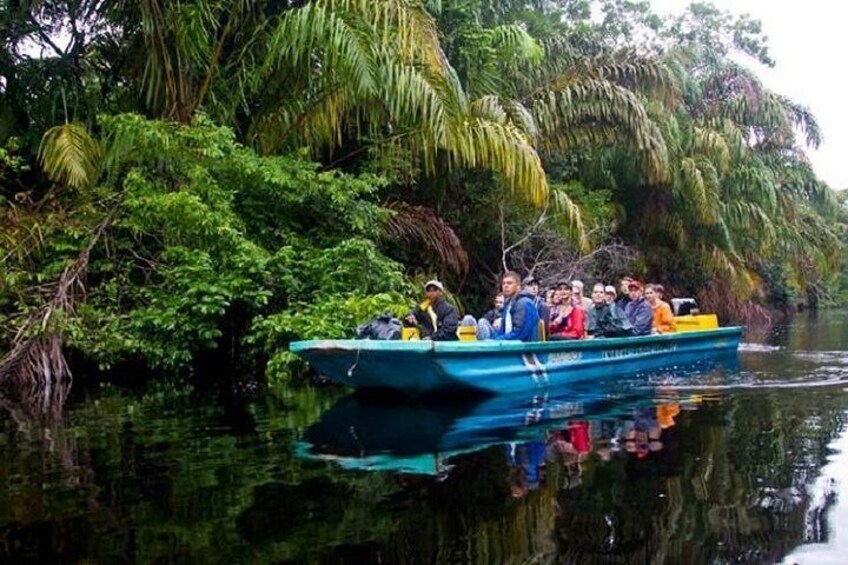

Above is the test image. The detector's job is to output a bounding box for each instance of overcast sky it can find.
[649,0,847,188]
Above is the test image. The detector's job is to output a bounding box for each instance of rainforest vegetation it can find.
[1,0,845,385]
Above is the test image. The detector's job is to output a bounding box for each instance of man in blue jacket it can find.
[623,280,652,336]
[495,271,540,342]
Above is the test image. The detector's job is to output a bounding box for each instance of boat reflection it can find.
[296,357,737,476]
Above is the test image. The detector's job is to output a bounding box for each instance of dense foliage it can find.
[1,0,844,383]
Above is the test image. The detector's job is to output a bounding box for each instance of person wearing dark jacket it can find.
[522,276,551,335]
[587,283,633,338]
[495,272,540,342]
[483,293,505,328]
[623,280,652,336]
[615,277,633,311]
[406,280,459,341]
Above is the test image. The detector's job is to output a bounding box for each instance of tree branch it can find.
[26,12,67,59]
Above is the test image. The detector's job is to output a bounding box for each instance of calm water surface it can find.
[4,312,848,563]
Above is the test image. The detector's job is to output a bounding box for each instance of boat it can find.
[289,326,743,396]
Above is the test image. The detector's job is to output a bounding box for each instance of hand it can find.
[493,318,501,330]
[405,314,417,325]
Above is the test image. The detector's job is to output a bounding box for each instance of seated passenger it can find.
[495,271,540,342]
[523,275,551,331]
[587,283,633,338]
[604,285,617,305]
[616,277,633,310]
[645,284,676,334]
[405,280,459,341]
[571,280,593,311]
[483,293,505,330]
[470,292,505,341]
[549,287,586,340]
[623,280,652,336]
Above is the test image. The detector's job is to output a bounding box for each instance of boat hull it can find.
[289,327,743,395]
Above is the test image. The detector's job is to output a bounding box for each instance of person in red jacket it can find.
[548,286,586,340]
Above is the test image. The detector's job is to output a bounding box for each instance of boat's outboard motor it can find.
[671,298,699,316]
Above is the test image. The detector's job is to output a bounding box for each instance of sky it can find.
[650,0,848,189]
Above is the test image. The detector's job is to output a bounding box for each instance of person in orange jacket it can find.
[645,283,676,334]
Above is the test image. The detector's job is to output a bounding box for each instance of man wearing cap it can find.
[523,275,551,335]
[623,280,653,336]
[405,280,459,341]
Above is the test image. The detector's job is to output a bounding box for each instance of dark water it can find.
[4,313,848,563]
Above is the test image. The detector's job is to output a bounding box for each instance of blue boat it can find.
[289,327,743,395]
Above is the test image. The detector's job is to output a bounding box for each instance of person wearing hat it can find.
[522,275,551,335]
[604,285,617,305]
[405,279,459,341]
[623,280,652,336]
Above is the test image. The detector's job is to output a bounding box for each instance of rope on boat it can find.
[347,348,361,378]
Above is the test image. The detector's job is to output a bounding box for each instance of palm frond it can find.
[38,122,101,189]
[381,202,469,275]
[490,24,543,64]
[446,115,548,207]
[529,78,668,182]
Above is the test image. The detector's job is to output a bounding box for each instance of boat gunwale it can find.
[290,326,744,355]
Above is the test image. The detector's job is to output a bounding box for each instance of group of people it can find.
[406,273,677,342]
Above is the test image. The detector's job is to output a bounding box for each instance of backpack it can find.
[355,312,403,340]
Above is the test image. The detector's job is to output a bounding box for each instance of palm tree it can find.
[599,47,840,309]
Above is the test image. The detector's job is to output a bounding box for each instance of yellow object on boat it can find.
[457,326,477,342]
[402,327,420,341]
[673,314,719,332]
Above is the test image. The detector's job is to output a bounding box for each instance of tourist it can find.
[623,280,652,336]
[616,277,633,310]
[523,275,551,332]
[483,293,505,329]
[587,283,633,338]
[405,280,459,341]
[495,272,540,342]
[604,285,617,305]
[571,280,593,311]
[645,283,676,333]
[549,287,586,340]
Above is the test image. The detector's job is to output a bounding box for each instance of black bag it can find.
[355,312,403,340]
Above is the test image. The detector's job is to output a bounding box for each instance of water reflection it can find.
[297,376,714,479]
[2,312,848,562]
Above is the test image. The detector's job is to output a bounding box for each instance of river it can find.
[3,312,848,563]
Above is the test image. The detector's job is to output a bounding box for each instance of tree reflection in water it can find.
[3,314,848,562]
